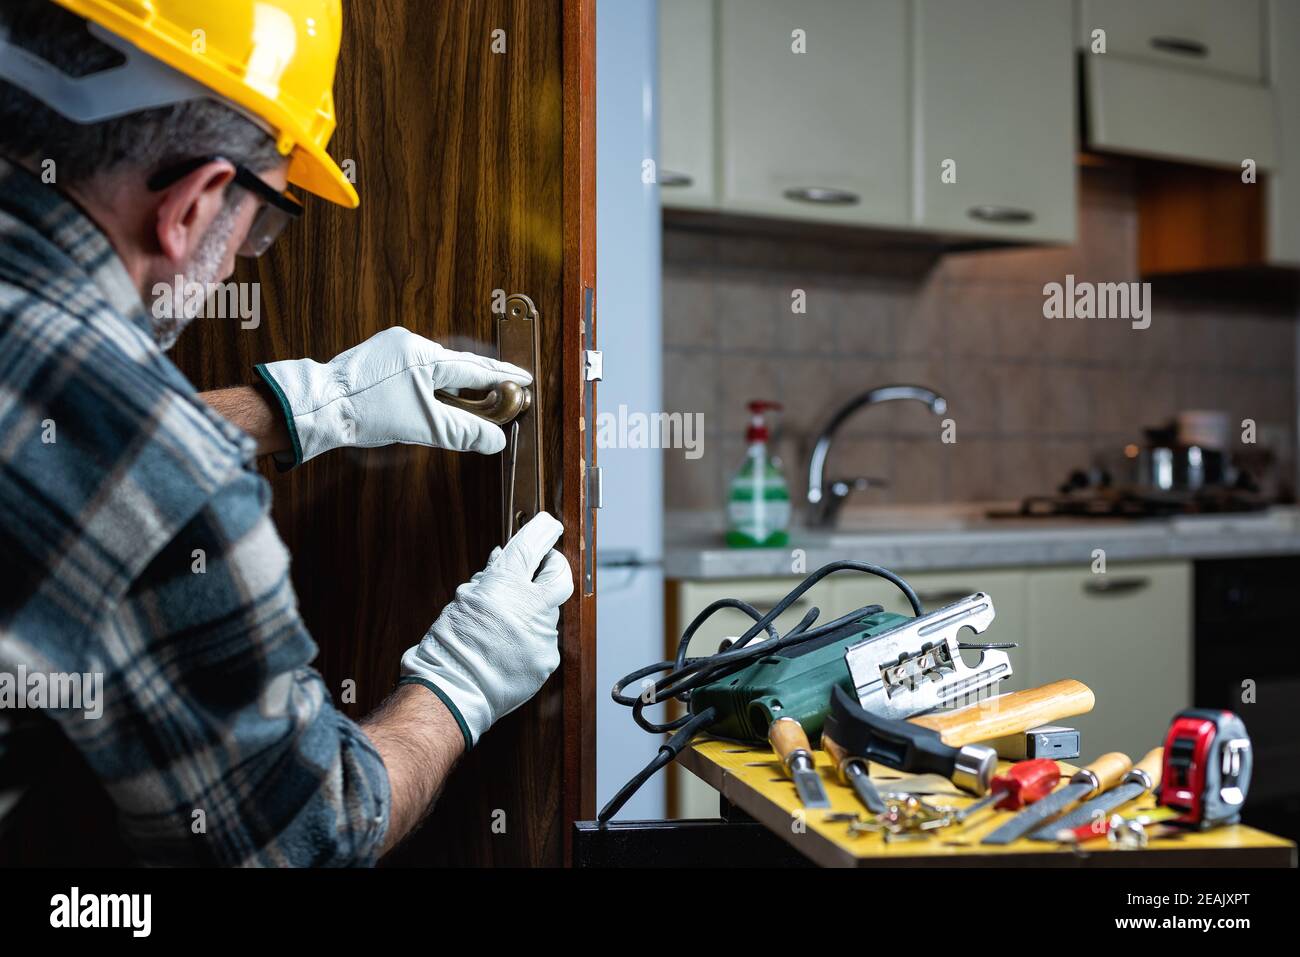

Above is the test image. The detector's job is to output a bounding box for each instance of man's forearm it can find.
[363,682,466,856]
[200,383,291,457]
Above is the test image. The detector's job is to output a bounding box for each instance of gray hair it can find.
[0,0,283,189]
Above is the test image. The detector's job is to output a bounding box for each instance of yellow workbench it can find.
[680,738,1297,868]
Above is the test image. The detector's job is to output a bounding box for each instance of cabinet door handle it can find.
[660,169,694,188]
[1149,36,1209,58]
[968,204,1035,225]
[1082,576,1152,597]
[783,186,860,206]
[916,589,974,608]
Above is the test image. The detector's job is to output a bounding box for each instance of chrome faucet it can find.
[805,385,948,528]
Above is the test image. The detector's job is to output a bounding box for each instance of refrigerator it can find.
[595,0,666,820]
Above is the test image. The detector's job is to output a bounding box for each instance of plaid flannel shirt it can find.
[0,159,391,866]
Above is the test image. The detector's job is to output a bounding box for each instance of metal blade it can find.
[793,769,831,809]
[848,768,887,814]
[955,792,998,822]
[1028,782,1146,841]
[845,593,1011,720]
[981,782,1091,845]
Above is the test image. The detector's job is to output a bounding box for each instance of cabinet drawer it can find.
[1078,0,1265,81]
[717,0,909,227]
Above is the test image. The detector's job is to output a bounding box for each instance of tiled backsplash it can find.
[661,165,1298,512]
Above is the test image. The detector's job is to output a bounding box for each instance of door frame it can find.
[560,0,598,862]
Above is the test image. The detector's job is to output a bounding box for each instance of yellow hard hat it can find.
[47,0,358,207]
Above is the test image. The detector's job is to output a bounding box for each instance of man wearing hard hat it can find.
[0,0,572,865]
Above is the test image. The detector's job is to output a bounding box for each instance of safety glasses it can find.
[147,156,304,258]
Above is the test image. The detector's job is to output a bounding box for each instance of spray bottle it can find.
[726,401,791,548]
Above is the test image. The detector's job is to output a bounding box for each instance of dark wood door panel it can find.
[171,0,586,866]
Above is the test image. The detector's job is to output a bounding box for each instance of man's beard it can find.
[151,203,239,351]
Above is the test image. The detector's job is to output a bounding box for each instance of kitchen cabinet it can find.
[659,0,716,208]
[912,0,1076,243]
[1078,0,1275,171]
[673,577,853,661]
[1268,0,1300,266]
[716,0,910,228]
[1077,0,1265,82]
[1023,562,1192,761]
[1084,55,1276,171]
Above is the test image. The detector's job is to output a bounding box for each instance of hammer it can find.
[824,684,999,796]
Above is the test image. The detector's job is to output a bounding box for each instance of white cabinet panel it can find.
[717,0,910,227]
[1085,54,1276,170]
[1267,0,1300,266]
[913,0,1076,242]
[659,0,717,208]
[1024,562,1192,761]
[1078,0,1265,81]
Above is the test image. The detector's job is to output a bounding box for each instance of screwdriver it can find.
[955,758,1060,823]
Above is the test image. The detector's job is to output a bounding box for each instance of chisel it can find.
[1030,747,1164,842]
[821,729,887,814]
[955,758,1060,823]
[769,717,831,809]
[981,752,1131,845]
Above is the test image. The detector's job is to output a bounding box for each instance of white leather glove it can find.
[256,326,531,467]
[399,512,573,747]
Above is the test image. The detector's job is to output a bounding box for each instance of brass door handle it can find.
[433,294,543,545]
[435,380,532,426]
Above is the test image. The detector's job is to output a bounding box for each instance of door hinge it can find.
[584,349,603,382]
[586,465,604,509]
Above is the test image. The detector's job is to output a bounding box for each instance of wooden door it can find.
[172,0,596,866]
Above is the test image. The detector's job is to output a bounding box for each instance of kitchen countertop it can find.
[664,504,1300,579]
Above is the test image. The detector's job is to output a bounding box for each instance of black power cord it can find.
[599,559,927,823]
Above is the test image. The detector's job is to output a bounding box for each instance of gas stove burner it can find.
[989,487,1269,520]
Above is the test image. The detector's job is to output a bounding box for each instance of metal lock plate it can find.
[498,293,545,543]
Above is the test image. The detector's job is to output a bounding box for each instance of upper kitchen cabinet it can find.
[911,0,1076,243]
[1268,0,1300,266]
[1079,0,1276,170]
[716,0,910,228]
[1077,0,1265,81]
[659,0,717,208]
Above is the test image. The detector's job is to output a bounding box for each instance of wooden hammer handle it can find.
[908,679,1095,746]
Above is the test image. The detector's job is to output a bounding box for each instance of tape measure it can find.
[1158,708,1253,828]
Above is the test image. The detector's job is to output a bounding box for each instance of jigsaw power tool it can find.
[599,561,1015,821]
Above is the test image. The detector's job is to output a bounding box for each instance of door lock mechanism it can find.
[434,293,545,544]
